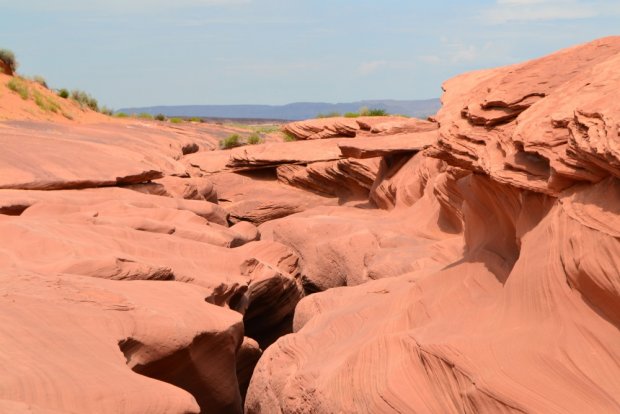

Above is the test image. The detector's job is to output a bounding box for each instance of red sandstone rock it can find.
[281,117,359,140]
[208,171,339,224]
[432,36,620,195]
[226,138,351,169]
[276,158,380,199]
[1,37,620,414]
[0,60,13,76]
[0,271,244,414]
[127,176,218,203]
[367,117,438,135]
[339,130,437,159]
[245,37,620,414]
[247,171,620,414]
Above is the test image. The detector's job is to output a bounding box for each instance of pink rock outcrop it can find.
[0,271,244,414]
[245,36,620,414]
[281,117,359,140]
[339,129,437,159]
[276,158,380,199]
[365,116,437,135]
[226,138,350,169]
[431,36,620,195]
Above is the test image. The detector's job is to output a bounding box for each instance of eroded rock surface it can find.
[245,36,620,414]
[431,36,620,194]
[2,36,620,414]
[281,117,359,140]
[0,272,244,414]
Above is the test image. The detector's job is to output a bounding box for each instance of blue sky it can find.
[1,0,618,108]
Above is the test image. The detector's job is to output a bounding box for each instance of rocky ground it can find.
[1,36,619,414]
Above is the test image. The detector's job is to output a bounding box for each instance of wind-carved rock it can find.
[245,36,620,414]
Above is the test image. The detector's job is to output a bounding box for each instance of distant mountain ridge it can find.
[118,99,441,121]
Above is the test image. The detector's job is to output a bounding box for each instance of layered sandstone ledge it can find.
[1,37,619,414]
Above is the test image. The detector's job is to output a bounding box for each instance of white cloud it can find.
[482,0,620,23]
[357,60,388,75]
[226,60,325,77]
[415,47,478,66]
[450,45,478,63]
[418,55,441,64]
[356,60,418,76]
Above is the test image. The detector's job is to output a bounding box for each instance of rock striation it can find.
[431,36,620,195]
[281,117,359,140]
[245,36,620,414]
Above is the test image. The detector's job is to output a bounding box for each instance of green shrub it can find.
[0,49,17,74]
[367,108,388,116]
[169,117,183,124]
[189,117,202,123]
[32,90,61,113]
[154,113,166,121]
[246,133,262,145]
[359,107,388,117]
[58,88,69,99]
[344,112,360,118]
[33,91,46,110]
[226,123,280,134]
[114,112,129,118]
[253,124,279,134]
[282,130,297,142]
[100,106,114,116]
[7,77,29,99]
[70,89,98,112]
[32,75,48,88]
[138,112,153,119]
[316,111,341,118]
[220,134,242,149]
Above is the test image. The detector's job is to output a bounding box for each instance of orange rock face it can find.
[1,37,619,414]
[245,37,620,413]
[432,36,620,194]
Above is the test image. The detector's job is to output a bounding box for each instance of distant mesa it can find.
[118,99,441,121]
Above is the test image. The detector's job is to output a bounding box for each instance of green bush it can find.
[367,108,388,116]
[154,113,166,121]
[189,117,202,123]
[100,106,114,116]
[32,75,48,88]
[7,77,29,99]
[169,117,183,124]
[359,107,388,117]
[282,130,297,142]
[220,134,242,149]
[58,88,69,99]
[32,90,61,113]
[344,112,360,118]
[0,49,17,74]
[226,123,280,134]
[70,89,98,112]
[252,125,278,134]
[316,111,341,118]
[137,112,153,119]
[114,112,129,118]
[246,133,262,145]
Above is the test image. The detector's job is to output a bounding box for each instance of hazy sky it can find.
[1,0,618,108]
